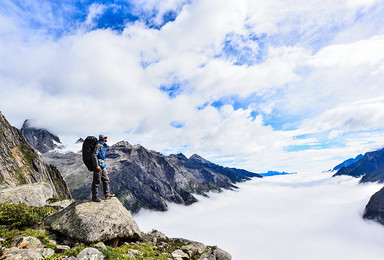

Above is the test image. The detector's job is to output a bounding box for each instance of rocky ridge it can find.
[332,149,384,183]
[0,111,71,201]
[20,119,62,154]
[42,140,261,213]
[331,148,384,227]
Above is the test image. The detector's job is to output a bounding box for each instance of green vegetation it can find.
[0,202,214,259]
[0,202,56,228]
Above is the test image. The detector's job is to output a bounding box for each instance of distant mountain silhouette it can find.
[333,149,384,183]
[331,154,363,172]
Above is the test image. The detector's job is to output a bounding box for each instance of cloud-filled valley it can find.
[136,172,384,260]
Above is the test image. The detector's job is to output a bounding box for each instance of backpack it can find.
[82,136,98,171]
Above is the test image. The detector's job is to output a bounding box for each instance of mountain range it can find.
[332,148,384,183]
[20,119,261,213]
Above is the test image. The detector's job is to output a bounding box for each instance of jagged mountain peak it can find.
[20,119,61,153]
[189,153,211,164]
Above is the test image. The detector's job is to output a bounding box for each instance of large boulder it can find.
[0,182,54,207]
[363,186,384,224]
[44,197,141,243]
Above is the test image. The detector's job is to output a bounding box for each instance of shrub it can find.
[0,202,56,228]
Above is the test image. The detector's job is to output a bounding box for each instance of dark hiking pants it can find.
[92,168,111,199]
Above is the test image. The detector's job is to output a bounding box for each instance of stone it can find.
[126,249,144,259]
[44,197,141,243]
[76,248,104,260]
[12,236,44,249]
[170,238,207,254]
[199,251,216,260]
[48,199,74,209]
[213,247,232,260]
[171,249,189,259]
[182,244,199,258]
[0,183,54,207]
[3,247,54,259]
[56,244,71,252]
[94,242,107,250]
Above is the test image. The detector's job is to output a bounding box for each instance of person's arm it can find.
[92,143,101,171]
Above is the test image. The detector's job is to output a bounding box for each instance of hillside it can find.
[0,111,71,200]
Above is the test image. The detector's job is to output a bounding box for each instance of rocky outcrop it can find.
[0,111,71,201]
[20,119,61,153]
[333,149,384,183]
[43,141,258,213]
[363,186,384,225]
[0,182,54,207]
[142,230,232,260]
[1,229,231,260]
[44,197,141,243]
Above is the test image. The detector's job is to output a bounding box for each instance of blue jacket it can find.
[92,140,109,169]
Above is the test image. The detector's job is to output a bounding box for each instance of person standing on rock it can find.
[91,134,115,202]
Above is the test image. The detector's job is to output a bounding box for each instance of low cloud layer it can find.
[136,172,384,260]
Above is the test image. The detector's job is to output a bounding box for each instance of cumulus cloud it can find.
[1,0,384,173]
[135,172,384,260]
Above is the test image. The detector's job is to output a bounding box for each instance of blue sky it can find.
[1,0,384,172]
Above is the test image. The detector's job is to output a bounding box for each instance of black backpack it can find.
[82,136,98,171]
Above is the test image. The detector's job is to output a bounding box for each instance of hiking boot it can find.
[105,193,115,199]
[92,197,102,202]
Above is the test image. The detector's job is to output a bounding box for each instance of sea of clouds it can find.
[135,172,384,260]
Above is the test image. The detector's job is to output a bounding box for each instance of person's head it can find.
[99,134,108,142]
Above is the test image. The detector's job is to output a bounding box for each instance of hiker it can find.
[91,134,115,202]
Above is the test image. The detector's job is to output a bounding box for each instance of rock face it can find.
[43,141,260,213]
[44,197,141,243]
[0,111,71,202]
[20,119,61,153]
[0,182,54,207]
[363,186,384,225]
[333,149,384,183]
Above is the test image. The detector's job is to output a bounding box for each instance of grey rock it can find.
[12,236,44,249]
[363,186,384,225]
[171,249,189,259]
[56,244,71,252]
[4,247,54,259]
[76,248,104,260]
[199,251,216,260]
[0,111,71,200]
[48,199,74,209]
[0,183,54,207]
[170,238,207,255]
[214,247,232,260]
[94,242,107,250]
[126,249,144,258]
[181,244,199,258]
[44,197,141,243]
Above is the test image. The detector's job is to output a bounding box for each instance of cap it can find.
[99,134,108,140]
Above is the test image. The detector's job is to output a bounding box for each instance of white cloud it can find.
[1,0,384,173]
[135,172,384,260]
